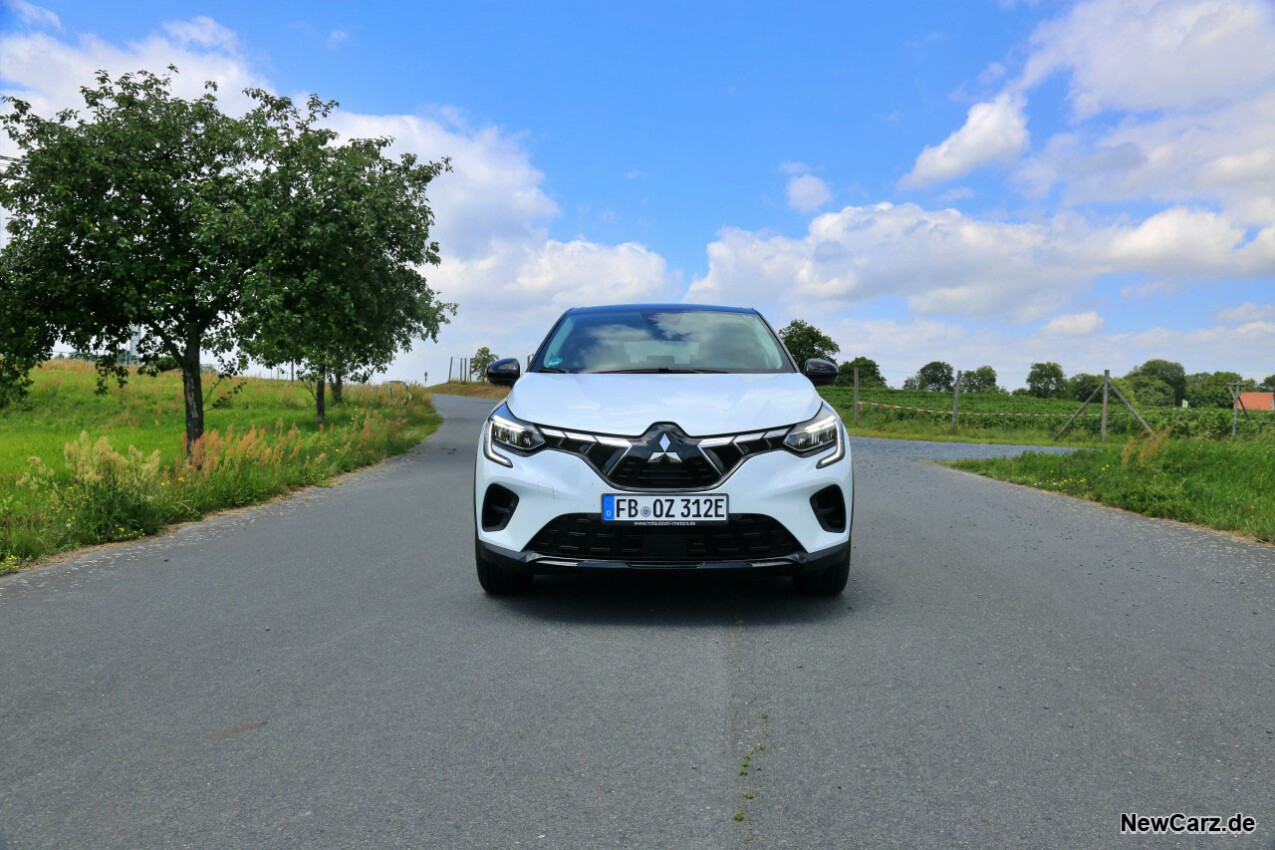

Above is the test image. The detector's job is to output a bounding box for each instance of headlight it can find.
[784,404,844,467]
[484,403,544,467]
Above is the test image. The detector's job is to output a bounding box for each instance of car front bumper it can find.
[474,431,852,574]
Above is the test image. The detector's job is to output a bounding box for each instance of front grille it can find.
[606,455,721,489]
[539,423,791,491]
[527,513,804,563]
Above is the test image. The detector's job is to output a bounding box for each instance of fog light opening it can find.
[809,485,846,533]
[482,484,520,532]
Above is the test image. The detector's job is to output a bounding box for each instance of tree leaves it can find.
[238,91,455,418]
[1,69,457,436]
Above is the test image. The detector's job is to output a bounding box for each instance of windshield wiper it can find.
[536,367,571,373]
[593,368,727,374]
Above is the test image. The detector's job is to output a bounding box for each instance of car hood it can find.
[505,373,825,436]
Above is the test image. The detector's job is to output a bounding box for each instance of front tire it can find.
[793,543,850,597]
[475,537,532,595]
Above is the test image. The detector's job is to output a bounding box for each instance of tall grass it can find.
[1,361,441,571]
[948,432,1275,543]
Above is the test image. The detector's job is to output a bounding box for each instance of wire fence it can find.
[825,368,1274,442]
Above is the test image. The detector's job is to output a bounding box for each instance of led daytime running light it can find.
[484,404,545,467]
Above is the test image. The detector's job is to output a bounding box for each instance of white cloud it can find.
[999,0,1275,232]
[325,29,348,49]
[1216,302,1275,323]
[326,111,559,260]
[786,174,832,213]
[161,16,238,52]
[1043,311,1103,335]
[938,186,974,203]
[0,26,267,121]
[5,0,59,29]
[1015,90,1275,224]
[690,202,1095,323]
[689,200,1266,330]
[978,61,1007,85]
[779,161,810,175]
[1021,0,1275,118]
[1120,280,1182,299]
[902,92,1028,187]
[1102,207,1245,274]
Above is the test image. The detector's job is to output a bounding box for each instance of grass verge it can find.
[948,432,1275,544]
[1,360,441,572]
[426,381,510,400]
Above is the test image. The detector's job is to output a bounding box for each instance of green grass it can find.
[948,432,1275,543]
[1,359,442,571]
[820,386,1274,444]
[425,380,510,400]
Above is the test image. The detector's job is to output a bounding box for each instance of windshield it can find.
[531,308,794,374]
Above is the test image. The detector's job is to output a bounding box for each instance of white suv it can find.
[473,304,852,595]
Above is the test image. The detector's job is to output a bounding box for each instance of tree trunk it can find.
[332,372,343,405]
[315,369,326,424]
[180,347,205,453]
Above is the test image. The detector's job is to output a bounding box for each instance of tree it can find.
[777,319,839,366]
[0,248,57,409]
[0,69,259,447]
[959,365,1000,393]
[1025,362,1066,398]
[1186,371,1244,408]
[836,356,887,388]
[1127,373,1175,407]
[471,346,498,379]
[239,91,455,423]
[914,361,954,393]
[1262,374,1275,391]
[1068,372,1103,402]
[1126,359,1186,406]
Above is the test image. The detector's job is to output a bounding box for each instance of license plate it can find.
[601,494,729,525]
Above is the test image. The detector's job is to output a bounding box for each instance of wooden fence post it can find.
[1053,381,1104,441]
[1105,378,1154,435]
[1101,369,1110,443]
[1233,381,1242,437]
[853,367,860,427]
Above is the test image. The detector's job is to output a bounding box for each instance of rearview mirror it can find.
[486,358,521,387]
[804,358,837,386]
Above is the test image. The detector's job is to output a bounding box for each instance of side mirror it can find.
[486,358,521,387]
[804,358,837,386]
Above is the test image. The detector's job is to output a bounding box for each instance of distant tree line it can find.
[0,68,455,446]
[772,320,1271,408]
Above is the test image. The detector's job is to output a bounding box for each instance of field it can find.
[949,433,1275,543]
[819,386,1274,444]
[1,360,441,571]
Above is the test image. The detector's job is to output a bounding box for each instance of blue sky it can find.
[2,0,1273,387]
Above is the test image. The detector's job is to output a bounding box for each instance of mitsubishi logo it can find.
[648,433,682,464]
[596,423,722,483]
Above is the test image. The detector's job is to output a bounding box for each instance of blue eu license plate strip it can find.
[601,494,729,524]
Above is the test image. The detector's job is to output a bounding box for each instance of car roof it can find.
[563,303,758,315]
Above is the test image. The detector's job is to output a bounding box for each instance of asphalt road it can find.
[2,395,1273,849]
